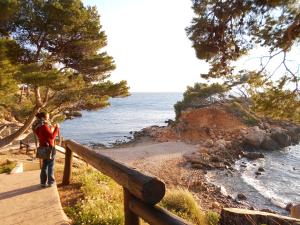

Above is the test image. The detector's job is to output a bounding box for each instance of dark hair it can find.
[35,112,47,119]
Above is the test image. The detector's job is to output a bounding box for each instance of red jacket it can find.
[35,124,59,147]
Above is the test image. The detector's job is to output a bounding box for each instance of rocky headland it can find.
[134,103,300,172]
[131,102,300,217]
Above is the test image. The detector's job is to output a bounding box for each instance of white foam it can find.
[241,172,288,209]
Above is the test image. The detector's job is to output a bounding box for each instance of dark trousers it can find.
[40,158,55,185]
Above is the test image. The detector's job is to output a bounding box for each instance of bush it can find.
[160,188,220,225]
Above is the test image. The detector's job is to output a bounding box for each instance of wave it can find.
[241,172,288,209]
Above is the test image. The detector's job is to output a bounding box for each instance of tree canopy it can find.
[0,0,129,147]
[186,0,300,122]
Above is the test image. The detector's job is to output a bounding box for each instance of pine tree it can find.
[186,0,300,122]
[0,0,129,147]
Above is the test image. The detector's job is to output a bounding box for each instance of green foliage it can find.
[0,0,19,36]
[187,0,300,79]
[205,211,220,225]
[0,0,129,125]
[0,160,16,174]
[225,101,260,126]
[65,167,124,225]
[0,61,18,104]
[186,0,300,122]
[252,88,300,123]
[160,188,220,225]
[174,83,228,119]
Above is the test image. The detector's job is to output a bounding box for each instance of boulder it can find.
[242,152,264,160]
[212,201,221,209]
[204,139,214,148]
[286,203,293,212]
[237,193,247,200]
[215,139,227,150]
[287,127,300,144]
[244,127,267,148]
[220,208,300,225]
[270,128,292,147]
[261,135,280,150]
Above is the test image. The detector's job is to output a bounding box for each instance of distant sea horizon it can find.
[61,92,183,146]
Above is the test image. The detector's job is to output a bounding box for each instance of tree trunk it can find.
[0,106,40,149]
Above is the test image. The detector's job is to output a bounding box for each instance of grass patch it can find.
[160,188,220,225]
[64,167,124,225]
[0,160,16,174]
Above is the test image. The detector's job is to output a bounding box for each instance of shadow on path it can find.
[0,184,41,200]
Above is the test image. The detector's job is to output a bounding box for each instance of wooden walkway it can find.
[0,170,70,225]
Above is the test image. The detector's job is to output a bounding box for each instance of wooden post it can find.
[62,146,73,185]
[124,188,140,225]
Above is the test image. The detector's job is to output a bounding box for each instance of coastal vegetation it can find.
[61,165,219,225]
[0,0,129,147]
[160,188,220,225]
[176,0,300,123]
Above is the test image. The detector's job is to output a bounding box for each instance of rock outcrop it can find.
[243,125,300,151]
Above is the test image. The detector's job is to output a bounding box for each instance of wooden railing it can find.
[62,140,192,225]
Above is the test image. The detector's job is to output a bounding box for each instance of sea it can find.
[61,92,182,146]
[207,145,300,214]
[61,92,300,214]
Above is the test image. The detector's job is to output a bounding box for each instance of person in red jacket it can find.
[33,112,60,187]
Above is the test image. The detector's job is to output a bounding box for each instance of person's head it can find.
[35,112,49,120]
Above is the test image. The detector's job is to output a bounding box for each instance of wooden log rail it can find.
[62,140,192,225]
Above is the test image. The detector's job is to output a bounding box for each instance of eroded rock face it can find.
[221,208,300,225]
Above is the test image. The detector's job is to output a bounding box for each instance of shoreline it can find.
[97,120,300,215]
[1,113,299,217]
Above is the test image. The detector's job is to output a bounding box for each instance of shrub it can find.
[160,188,219,225]
[205,211,220,225]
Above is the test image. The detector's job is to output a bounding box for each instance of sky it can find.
[83,0,208,92]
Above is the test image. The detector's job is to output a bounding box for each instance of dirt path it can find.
[99,141,244,212]
[99,141,198,165]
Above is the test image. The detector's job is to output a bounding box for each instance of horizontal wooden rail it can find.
[129,195,193,225]
[62,139,192,225]
[63,140,165,204]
